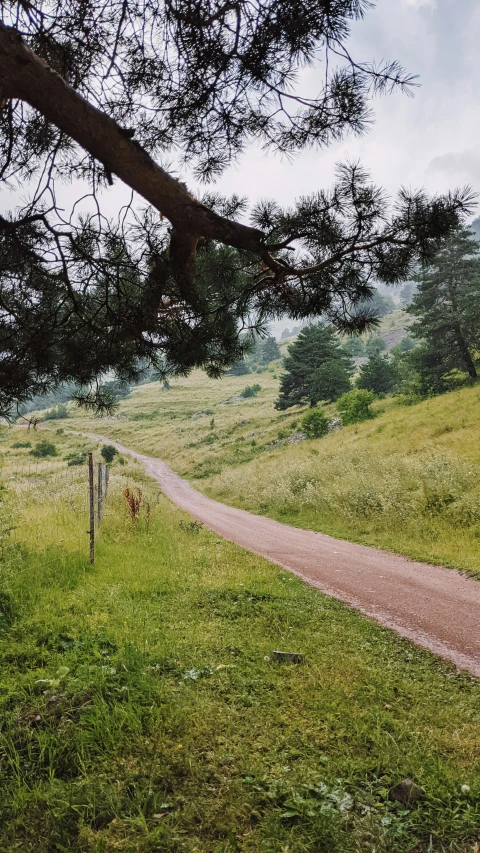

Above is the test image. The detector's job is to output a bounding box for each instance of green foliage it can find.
[276,324,352,410]
[101,445,118,464]
[261,335,281,364]
[352,288,396,319]
[337,389,375,424]
[226,360,251,376]
[12,441,31,449]
[366,335,387,356]
[42,403,69,421]
[357,353,398,395]
[407,228,480,389]
[241,384,261,398]
[301,407,329,439]
[65,451,87,467]
[30,439,58,458]
[341,335,365,356]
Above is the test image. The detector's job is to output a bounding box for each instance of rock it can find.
[328,418,343,432]
[388,778,424,806]
[288,432,306,443]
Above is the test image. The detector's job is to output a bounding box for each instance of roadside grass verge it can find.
[0,431,479,852]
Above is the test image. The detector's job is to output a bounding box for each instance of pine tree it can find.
[0,4,473,415]
[357,353,397,395]
[275,325,352,410]
[408,229,480,385]
[262,336,281,364]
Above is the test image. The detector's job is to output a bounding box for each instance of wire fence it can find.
[0,451,110,573]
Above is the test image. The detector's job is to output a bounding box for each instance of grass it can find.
[0,429,479,852]
[59,372,480,577]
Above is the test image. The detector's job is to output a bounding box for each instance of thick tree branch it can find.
[0,23,265,254]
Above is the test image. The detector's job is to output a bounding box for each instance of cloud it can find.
[428,150,480,184]
[404,0,435,7]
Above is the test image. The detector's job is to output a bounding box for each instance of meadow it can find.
[0,427,480,852]
[63,363,480,578]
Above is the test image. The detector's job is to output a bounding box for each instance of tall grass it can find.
[0,428,479,852]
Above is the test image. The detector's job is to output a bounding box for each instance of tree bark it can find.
[453,323,477,378]
[0,23,265,255]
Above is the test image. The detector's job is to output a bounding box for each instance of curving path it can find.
[90,434,480,677]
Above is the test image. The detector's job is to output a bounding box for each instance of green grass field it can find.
[59,369,480,577]
[0,428,480,852]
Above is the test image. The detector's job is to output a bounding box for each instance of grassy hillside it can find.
[61,373,480,577]
[0,428,479,852]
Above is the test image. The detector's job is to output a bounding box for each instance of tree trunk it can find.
[453,324,477,378]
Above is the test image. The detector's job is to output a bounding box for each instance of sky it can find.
[4,0,480,339]
[210,0,480,209]
[200,0,480,335]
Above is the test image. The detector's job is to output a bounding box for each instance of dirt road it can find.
[92,435,480,677]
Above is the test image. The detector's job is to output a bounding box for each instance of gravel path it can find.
[91,435,480,677]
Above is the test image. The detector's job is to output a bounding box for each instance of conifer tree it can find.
[0,2,474,415]
[276,325,352,409]
[262,336,281,364]
[408,229,480,385]
[357,352,397,394]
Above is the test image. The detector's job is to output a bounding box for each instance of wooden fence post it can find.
[88,452,95,564]
[104,465,109,503]
[97,462,103,524]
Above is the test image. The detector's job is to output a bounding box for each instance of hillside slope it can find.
[57,374,480,576]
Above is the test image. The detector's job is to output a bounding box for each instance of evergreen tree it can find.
[275,325,352,410]
[0,4,473,415]
[262,336,281,364]
[365,335,387,356]
[357,353,397,395]
[408,229,480,384]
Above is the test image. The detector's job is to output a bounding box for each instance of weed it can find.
[123,485,142,522]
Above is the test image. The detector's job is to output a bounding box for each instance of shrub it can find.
[42,403,69,421]
[337,389,375,425]
[65,451,87,467]
[30,439,58,458]
[241,384,261,398]
[101,445,118,464]
[302,407,329,438]
[12,441,31,449]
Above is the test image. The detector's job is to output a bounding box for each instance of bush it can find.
[12,441,31,449]
[30,439,58,458]
[42,403,69,421]
[337,389,375,425]
[302,407,329,438]
[101,444,118,464]
[241,384,261,398]
[65,451,87,467]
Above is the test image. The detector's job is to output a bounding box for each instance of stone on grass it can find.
[388,778,424,806]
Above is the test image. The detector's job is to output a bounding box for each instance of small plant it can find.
[12,441,31,449]
[42,403,69,421]
[65,451,87,467]
[101,444,118,464]
[123,486,142,522]
[179,520,203,534]
[301,407,329,438]
[336,389,375,425]
[241,384,261,398]
[30,439,57,458]
[210,417,215,429]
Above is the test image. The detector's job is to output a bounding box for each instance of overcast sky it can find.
[208,0,480,210]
